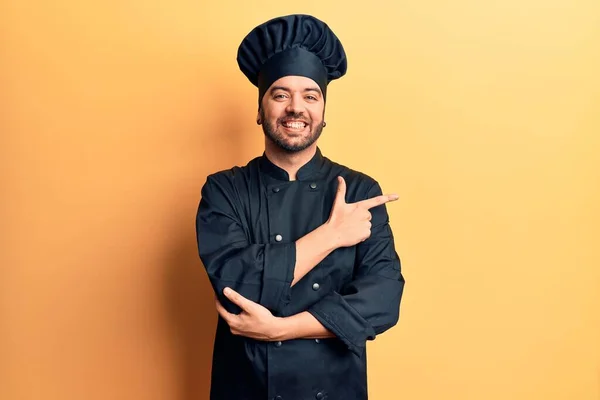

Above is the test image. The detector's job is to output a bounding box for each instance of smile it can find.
[281,120,308,130]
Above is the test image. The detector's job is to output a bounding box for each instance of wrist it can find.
[271,316,293,341]
[320,222,340,252]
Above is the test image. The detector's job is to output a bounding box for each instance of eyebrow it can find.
[270,86,322,95]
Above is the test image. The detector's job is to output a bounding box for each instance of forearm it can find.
[274,311,336,341]
[292,223,338,286]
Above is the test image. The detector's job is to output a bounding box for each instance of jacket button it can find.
[316,392,324,400]
[275,341,282,347]
[275,234,283,242]
[312,282,320,291]
[315,339,320,343]
[310,182,317,189]
[273,187,280,193]
[275,396,283,400]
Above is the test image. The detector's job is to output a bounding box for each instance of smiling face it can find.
[258,75,325,153]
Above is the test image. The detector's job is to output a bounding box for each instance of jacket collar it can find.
[259,147,325,181]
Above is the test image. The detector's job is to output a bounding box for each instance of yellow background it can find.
[2,0,599,399]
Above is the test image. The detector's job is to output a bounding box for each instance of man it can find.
[196,14,405,400]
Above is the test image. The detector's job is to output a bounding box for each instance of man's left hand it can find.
[216,287,283,341]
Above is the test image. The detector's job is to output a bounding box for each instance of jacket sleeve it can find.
[196,175,295,315]
[307,181,405,356]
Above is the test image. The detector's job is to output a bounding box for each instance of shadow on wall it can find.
[162,93,254,400]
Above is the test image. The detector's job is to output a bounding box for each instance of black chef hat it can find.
[237,14,347,106]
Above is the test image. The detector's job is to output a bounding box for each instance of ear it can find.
[256,109,261,125]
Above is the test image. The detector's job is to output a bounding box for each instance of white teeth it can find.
[283,122,306,129]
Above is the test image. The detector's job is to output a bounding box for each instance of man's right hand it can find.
[326,176,399,248]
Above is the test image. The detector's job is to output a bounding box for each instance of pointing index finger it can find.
[356,194,399,210]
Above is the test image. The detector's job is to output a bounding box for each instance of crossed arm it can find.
[197,175,403,353]
[216,287,335,341]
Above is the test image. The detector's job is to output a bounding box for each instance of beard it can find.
[260,109,324,153]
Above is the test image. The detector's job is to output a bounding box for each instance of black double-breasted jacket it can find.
[196,148,405,400]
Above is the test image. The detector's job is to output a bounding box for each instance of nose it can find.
[285,93,304,114]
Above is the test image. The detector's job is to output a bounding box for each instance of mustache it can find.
[278,113,311,124]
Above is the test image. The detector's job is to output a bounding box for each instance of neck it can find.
[264,141,318,181]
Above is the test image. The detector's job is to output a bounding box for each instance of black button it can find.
[275,396,283,400]
[310,182,317,189]
[316,392,324,400]
[273,187,280,193]
[312,282,320,291]
[275,341,282,347]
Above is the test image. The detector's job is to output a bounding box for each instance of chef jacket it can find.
[196,147,405,400]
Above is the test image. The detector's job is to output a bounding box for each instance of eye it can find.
[273,93,288,100]
[306,95,317,101]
